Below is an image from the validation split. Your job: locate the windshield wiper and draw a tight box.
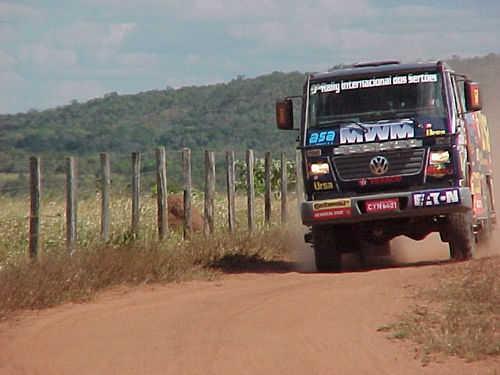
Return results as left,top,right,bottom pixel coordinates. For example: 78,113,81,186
315,118,369,133
345,120,369,134
410,118,423,128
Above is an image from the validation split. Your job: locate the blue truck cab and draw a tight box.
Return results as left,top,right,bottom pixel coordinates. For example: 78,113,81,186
276,61,495,271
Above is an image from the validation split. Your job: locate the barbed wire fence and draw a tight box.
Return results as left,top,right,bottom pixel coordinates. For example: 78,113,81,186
0,147,304,262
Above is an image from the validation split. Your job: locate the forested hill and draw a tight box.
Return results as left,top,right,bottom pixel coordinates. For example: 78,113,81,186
0,71,306,173
1,54,499,175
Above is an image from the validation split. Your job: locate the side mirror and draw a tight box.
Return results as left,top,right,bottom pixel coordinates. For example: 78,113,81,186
464,80,482,112
276,98,294,130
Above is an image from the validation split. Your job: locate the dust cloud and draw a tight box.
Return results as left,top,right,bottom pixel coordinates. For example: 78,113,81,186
286,213,316,272
482,71,500,258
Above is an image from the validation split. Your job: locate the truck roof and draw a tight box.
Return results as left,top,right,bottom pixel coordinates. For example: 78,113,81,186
310,61,445,82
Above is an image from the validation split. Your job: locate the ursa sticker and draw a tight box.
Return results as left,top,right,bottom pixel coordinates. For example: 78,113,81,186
313,181,334,191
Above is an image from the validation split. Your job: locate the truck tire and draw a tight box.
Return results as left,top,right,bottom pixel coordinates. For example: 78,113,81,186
447,211,475,260
312,226,342,272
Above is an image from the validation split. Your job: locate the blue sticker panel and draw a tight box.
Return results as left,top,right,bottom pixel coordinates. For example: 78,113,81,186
412,188,460,207
308,130,336,146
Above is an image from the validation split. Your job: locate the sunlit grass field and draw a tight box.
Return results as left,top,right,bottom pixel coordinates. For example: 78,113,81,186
0,190,292,265
0,191,296,318
2,189,500,363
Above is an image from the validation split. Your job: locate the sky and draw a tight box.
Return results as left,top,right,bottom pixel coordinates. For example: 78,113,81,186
1,0,499,114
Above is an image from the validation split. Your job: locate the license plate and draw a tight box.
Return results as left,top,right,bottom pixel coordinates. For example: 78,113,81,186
365,198,399,213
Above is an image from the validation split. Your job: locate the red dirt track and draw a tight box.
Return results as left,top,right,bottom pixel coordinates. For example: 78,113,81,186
0,236,498,375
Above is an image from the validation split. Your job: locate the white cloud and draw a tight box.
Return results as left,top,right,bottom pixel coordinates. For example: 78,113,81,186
169,0,276,20
293,0,379,20
90,50,159,74
230,22,287,46
0,71,23,91
391,5,468,20
102,23,136,47
44,80,105,108
0,2,43,22
119,52,159,67
17,45,77,65
0,0,498,114
51,22,135,48
0,24,16,44
187,54,201,64
227,0,381,49
163,0,379,22
0,50,16,68
391,5,437,18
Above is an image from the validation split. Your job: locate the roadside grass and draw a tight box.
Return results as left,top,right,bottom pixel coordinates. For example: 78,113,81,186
382,257,500,363
0,192,293,320
0,227,292,320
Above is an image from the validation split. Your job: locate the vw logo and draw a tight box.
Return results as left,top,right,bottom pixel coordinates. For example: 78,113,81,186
369,156,389,176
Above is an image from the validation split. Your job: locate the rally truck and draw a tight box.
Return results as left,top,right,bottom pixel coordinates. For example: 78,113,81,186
276,61,495,271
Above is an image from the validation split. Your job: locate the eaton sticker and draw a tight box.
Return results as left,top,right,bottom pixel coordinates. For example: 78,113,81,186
412,188,460,207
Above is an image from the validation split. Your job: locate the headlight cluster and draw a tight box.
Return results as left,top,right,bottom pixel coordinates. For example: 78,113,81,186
427,150,452,177
309,162,330,175
429,150,450,164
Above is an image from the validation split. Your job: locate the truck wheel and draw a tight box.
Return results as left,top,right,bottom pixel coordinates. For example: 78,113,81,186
312,226,342,272
447,211,475,261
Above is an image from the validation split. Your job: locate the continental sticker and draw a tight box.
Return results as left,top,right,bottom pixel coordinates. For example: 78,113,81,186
313,199,351,211
312,199,351,219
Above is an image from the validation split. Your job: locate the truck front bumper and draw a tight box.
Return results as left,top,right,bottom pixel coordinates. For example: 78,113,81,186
301,187,472,226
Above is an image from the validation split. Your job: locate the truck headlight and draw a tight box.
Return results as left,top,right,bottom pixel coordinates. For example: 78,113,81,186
429,150,450,164
427,150,452,177
309,162,330,175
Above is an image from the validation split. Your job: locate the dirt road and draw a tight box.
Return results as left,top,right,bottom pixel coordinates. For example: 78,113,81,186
0,236,497,375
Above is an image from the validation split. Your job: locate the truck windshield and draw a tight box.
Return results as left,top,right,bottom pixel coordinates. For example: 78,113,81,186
308,71,445,128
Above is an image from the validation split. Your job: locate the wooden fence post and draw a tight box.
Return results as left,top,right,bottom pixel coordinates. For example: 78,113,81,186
66,157,77,254
295,149,305,209
204,150,215,235
131,152,140,237
281,152,288,224
226,150,236,232
29,156,41,260
246,149,255,232
183,148,192,240
264,151,271,226
156,147,168,240
100,152,110,243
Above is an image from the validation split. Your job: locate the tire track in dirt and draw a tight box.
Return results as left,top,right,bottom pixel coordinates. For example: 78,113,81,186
0,248,498,375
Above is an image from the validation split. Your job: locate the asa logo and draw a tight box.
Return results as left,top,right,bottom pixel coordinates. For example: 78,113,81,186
309,130,336,145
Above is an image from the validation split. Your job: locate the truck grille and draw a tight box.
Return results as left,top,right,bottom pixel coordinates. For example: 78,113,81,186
333,149,425,181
